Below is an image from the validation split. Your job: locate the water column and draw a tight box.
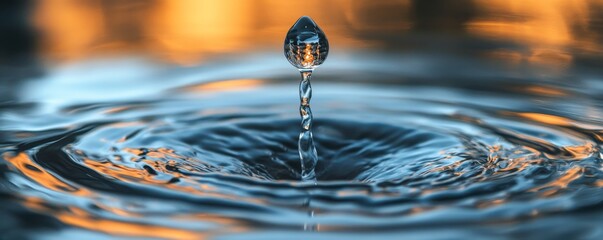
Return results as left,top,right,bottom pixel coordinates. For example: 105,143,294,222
284,16,329,181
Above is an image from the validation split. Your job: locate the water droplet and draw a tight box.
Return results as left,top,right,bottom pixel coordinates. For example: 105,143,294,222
283,16,329,182
284,16,329,70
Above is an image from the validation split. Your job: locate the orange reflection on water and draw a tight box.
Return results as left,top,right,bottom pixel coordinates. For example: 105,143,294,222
553,166,582,188
20,195,216,239
560,145,595,159
58,207,206,240
103,106,146,115
496,157,543,173
83,157,224,196
515,113,572,126
21,195,226,239
521,85,568,97
509,112,596,160
475,198,506,209
181,79,264,93
81,151,263,204
22,195,52,213
173,213,246,230
531,166,583,197
3,152,91,196
512,112,603,135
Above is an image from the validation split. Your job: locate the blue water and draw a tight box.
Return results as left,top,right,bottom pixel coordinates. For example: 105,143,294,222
2,49,603,239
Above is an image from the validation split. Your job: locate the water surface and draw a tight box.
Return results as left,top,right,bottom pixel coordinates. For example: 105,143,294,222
2,1,603,239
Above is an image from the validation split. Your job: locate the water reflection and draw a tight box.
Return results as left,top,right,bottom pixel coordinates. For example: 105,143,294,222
3,1,603,239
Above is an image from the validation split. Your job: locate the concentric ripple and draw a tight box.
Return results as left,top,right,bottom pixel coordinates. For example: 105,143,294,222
2,58,603,239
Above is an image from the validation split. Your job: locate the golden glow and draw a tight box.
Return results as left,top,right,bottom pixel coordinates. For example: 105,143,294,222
341,0,412,31
496,157,543,173
302,44,315,68
19,196,240,239
468,0,602,68
80,149,264,204
32,0,105,60
58,213,205,239
146,0,255,64
83,157,239,199
28,0,603,66
506,112,596,160
181,79,264,92
509,111,602,133
560,145,594,159
521,85,568,97
25,195,207,239
549,166,582,188
515,113,572,126
531,166,583,197
30,0,409,63
468,0,590,46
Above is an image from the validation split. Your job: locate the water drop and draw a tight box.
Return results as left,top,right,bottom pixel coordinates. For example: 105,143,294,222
284,16,329,182
284,16,329,70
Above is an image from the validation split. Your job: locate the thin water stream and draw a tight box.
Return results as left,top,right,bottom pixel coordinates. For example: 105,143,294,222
284,16,329,181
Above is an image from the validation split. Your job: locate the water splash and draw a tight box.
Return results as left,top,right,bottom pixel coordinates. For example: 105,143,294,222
284,16,329,181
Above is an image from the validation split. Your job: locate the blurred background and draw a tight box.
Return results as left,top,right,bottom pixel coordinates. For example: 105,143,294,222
1,0,602,109
2,0,603,72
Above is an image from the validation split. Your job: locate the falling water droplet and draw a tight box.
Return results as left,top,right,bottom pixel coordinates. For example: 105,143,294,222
284,16,329,182
284,16,329,70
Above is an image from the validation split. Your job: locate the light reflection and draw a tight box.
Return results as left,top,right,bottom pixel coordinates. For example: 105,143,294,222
103,105,144,115
20,195,239,239
520,85,568,97
502,112,597,160
515,113,572,126
495,157,543,173
3,152,92,196
511,112,603,134
8,1,603,236
180,79,264,93
57,209,207,240
80,150,264,204
530,166,583,197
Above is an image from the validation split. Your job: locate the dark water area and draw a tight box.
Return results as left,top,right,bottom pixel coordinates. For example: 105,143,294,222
2,1,603,239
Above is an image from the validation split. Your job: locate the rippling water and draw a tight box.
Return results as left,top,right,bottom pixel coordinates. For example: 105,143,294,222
2,51,603,239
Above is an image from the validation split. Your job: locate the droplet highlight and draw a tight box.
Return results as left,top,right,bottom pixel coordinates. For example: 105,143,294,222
284,16,329,70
